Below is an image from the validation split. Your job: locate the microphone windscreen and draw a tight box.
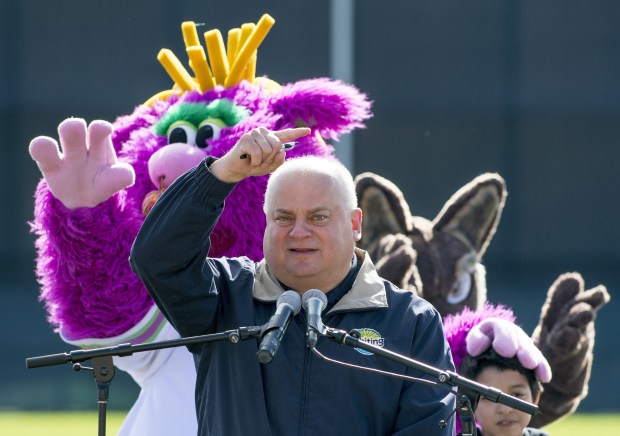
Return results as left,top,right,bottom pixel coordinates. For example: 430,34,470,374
279,290,302,314
302,289,327,311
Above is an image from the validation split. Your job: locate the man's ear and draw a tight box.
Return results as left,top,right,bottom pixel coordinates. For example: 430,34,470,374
352,209,363,241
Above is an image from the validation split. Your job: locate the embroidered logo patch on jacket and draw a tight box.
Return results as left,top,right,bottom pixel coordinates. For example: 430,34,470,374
354,328,385,355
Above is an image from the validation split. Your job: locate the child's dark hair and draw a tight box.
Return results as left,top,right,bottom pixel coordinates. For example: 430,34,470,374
459,348,543,400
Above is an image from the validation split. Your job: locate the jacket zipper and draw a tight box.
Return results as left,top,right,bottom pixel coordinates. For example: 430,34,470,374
298,320,314,436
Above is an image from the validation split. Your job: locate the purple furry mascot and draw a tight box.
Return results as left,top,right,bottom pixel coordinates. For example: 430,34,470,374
29,14,371,435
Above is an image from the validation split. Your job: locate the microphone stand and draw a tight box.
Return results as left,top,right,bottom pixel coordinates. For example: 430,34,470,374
25,325,263,436
320,327,539,435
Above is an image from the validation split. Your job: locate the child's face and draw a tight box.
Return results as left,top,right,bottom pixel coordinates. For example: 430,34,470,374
474,367,536,436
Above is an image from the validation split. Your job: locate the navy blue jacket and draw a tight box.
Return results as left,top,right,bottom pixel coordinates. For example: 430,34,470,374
130,159,456,435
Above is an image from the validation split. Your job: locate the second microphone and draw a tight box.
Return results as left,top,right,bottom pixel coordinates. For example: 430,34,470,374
256,290,302,364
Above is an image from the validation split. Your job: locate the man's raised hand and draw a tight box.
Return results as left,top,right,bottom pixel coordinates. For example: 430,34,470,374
210,127,311,183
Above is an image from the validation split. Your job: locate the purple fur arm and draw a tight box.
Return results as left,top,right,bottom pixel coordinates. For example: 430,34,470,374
31,181,153,341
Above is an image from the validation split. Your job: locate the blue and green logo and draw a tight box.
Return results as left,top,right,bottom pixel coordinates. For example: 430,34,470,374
354,328,385,355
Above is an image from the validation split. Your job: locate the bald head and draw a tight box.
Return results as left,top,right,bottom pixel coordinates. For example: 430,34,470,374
264,156,358,215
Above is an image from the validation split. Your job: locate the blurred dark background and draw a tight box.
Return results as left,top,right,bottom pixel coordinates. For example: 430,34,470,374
1,0,617,415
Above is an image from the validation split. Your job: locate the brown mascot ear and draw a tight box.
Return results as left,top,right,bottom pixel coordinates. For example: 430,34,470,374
355,172,413,251
433,173,507,258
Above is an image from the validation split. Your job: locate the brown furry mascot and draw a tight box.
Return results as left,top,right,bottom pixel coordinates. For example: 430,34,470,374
355,171,610,427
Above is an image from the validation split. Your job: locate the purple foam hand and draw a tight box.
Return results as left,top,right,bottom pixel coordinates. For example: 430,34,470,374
466,318,552,383
29,118,135,209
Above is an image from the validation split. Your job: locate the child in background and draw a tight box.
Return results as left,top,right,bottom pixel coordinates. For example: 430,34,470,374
444,303,552,436
459,346,549,436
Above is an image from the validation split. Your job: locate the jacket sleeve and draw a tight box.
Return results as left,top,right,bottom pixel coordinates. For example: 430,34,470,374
393,303,456,435
129,158,239,338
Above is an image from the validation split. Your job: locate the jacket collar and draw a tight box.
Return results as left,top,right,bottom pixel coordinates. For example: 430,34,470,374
253,248,388,313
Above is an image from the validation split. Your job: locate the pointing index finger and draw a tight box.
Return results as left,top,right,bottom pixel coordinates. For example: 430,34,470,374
273,127,311,143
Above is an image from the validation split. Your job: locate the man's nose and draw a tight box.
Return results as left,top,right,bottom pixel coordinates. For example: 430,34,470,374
289,220,311,238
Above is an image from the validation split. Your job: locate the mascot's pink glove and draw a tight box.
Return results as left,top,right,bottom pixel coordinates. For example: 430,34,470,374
29,118,135,209
467,318,552,383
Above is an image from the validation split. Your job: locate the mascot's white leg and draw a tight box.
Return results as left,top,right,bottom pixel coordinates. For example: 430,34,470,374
113,320,197,436
64,306,197,435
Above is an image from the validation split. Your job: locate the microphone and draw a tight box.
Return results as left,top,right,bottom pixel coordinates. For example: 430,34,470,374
256,290,302,364
302,289,328,348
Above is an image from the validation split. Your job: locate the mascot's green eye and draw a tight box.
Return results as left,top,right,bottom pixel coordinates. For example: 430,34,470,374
167,121,197,145
195,119,225,149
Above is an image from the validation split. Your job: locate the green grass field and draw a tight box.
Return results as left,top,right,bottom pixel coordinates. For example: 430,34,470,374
0,411,617,435
543,413,619,434
0,411,125,435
